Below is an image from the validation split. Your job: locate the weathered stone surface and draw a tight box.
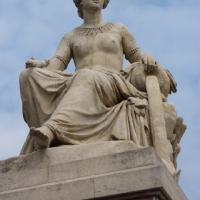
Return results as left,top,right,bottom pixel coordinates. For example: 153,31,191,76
18,0,187,178
0,141,188,200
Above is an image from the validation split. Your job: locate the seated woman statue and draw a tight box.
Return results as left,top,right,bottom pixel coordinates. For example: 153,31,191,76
20,0,178,173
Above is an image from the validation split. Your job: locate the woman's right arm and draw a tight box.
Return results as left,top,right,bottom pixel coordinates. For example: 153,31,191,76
26,33,72,71
46,33,72,71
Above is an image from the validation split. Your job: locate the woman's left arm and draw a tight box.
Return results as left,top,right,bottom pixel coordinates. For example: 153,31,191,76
120,24,158,73
119,24,142,63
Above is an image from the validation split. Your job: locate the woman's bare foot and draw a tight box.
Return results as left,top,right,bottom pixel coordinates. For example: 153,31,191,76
30,126,54,149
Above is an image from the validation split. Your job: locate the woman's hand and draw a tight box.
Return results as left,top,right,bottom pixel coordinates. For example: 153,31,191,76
26,58,49,69
141,53,158,74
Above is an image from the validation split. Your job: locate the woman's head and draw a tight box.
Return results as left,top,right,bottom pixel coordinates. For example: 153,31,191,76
73,0,110,19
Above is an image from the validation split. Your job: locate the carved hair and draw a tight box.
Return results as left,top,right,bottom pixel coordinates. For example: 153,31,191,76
73,0,110,19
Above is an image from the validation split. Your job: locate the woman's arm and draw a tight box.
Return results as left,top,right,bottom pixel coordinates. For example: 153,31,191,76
47,33,72,71
26,33,72,71
119,24,142,63
119,24,158,73
47,34,72,71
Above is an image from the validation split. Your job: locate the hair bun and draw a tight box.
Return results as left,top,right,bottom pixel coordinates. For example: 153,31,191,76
73,0,110,19
73,0,110,9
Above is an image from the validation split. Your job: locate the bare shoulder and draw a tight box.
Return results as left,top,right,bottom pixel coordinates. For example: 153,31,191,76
113,23,130,34
62,30,74,42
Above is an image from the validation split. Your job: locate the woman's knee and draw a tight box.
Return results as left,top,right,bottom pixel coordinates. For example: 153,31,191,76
19,68,38,84
128,64,171,97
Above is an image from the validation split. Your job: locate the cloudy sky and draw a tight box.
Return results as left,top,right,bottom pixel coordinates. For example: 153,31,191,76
0,0,199,199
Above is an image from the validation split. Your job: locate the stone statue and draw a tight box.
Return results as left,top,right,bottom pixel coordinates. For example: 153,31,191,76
19,0,186,176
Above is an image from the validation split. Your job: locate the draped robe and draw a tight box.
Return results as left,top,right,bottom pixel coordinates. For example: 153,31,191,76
20,63,155,153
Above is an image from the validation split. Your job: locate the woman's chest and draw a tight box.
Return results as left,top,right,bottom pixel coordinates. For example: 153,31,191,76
71,32,122,57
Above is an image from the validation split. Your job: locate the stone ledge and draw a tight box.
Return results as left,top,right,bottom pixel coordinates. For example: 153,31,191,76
92,188,171,200
0,141,188,200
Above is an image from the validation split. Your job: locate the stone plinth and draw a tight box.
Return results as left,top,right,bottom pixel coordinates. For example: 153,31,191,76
0,141,188,200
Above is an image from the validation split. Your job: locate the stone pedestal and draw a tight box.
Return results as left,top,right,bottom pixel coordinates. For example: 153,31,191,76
0,141,188,200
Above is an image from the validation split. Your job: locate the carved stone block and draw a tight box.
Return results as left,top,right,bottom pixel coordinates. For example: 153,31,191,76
0,142,188,200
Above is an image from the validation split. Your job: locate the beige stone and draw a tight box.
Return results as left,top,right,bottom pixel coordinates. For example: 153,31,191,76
0,142,188,200
19,0,186,175
146,75,175,174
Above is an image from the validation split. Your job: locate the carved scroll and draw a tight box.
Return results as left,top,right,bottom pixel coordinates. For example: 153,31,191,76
146,74,175,174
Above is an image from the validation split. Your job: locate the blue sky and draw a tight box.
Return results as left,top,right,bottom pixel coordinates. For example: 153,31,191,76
0,0,200,199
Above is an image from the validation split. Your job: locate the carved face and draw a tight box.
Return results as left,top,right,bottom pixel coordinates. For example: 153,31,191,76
73,0,109,19
81,0,105,11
